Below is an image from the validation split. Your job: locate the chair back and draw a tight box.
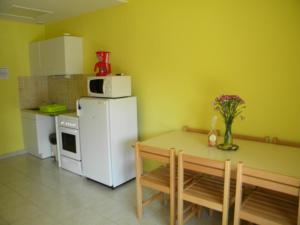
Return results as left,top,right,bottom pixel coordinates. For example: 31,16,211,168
182,125,270,143
183,126,220,136
237,162,300,196
135,142,176,225
179,152,230,178
178,152,232,225
272,137,300,148
136,143,173,164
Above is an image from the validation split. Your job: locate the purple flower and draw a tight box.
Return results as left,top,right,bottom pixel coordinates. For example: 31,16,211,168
213,94,246,121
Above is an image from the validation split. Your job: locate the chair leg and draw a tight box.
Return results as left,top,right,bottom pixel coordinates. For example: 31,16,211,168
222,207,229,225
170,191,175,225
177,197,183,225
136,180,143,219
177,152,184,225
197,206,203,218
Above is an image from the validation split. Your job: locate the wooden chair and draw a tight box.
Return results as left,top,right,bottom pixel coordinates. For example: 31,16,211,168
272,137,300,148
135,142,176,225
233,162,300,225
233,133,270,143
183,125,270,143
182,125,220,136
177,151,234,225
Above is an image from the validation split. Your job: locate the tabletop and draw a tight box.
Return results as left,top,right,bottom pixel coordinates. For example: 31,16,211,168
141,131,300,179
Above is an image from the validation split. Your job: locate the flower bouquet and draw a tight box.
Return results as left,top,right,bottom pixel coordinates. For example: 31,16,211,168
213,95,245,151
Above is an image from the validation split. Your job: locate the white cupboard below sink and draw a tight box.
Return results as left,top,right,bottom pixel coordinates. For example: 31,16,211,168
21,111,55,159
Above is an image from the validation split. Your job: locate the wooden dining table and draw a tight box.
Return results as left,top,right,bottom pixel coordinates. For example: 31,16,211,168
141,130,300,179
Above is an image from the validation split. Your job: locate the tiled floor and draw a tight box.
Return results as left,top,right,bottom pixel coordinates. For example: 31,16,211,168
0,154,223,225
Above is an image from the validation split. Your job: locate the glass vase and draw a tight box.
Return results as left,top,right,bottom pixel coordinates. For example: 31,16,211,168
224,121,233,146
217,119,239,151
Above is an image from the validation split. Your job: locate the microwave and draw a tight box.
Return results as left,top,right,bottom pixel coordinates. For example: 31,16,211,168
87,75,131,98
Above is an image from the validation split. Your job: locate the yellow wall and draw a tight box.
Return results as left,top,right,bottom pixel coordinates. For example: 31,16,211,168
46,0,300,142
0,19,45,156
0,1,298,157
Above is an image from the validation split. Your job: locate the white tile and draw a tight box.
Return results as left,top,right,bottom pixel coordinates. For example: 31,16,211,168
0,191,27,210
0,155,224,225
59,208,117,225
0,202,43,224
10,214,61,225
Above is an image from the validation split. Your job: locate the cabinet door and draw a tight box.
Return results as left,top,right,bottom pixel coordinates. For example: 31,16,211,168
40,37,66,76
22,117,39,156
29,42,44,76
36,114,55,159
64,37,83,75
30,36,83,76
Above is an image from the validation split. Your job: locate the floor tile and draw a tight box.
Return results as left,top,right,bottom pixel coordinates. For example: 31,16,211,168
10,213,61,225
0,154,225,225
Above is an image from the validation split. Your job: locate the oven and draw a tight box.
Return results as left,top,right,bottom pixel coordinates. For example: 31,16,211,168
59,127,80,160
58,114,82,175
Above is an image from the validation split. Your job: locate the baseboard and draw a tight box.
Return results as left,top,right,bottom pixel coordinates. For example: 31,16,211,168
0,150,28,160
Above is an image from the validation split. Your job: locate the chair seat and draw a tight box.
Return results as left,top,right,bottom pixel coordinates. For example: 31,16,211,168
142,166,198,193
182,175,235,211
141,166,170,193
240,189,298,225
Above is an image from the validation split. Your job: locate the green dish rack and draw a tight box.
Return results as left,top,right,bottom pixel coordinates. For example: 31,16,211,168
39,104,67,115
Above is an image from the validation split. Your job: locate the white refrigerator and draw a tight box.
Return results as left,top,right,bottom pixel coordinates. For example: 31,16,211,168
77,96,137,188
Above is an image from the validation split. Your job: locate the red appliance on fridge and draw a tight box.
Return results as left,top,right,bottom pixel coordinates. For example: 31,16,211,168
94,51,112,76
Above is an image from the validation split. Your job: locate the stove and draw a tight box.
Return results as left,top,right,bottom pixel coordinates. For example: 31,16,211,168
57,113,82,175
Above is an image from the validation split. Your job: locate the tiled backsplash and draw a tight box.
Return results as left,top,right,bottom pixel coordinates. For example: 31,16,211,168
18,76,49,109
48,75,87,110
18,75,88,110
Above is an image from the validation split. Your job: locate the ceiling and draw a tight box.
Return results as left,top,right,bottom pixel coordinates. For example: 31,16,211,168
0,0,127,24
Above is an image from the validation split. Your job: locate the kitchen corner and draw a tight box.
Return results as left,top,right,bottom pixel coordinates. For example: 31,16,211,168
18,74,87,166
17,35,90,176
16,34,137,187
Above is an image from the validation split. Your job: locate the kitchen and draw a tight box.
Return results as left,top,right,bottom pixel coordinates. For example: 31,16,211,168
1,0,300,225
19,35,137,186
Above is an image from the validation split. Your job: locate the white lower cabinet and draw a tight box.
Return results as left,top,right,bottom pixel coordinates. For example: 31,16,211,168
21,111,55,159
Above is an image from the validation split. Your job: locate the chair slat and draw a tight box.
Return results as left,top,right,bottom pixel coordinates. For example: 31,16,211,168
182,126,220,136
183,154,225,169
243,175,299,196
140,152,170,164
272,137,300,148
233,134,270,143
139,144,171,157
182,192,223,211
243,166,300,187
239,210,290,225
183,161,225,177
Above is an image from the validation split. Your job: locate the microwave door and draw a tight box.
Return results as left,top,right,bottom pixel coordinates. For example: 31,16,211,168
90,79,104,94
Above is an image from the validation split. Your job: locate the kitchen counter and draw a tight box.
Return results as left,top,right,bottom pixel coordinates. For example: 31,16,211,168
21,109,75,117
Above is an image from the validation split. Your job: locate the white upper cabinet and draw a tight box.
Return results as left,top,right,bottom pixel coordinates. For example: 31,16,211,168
29,41,43,76
29,36,83,76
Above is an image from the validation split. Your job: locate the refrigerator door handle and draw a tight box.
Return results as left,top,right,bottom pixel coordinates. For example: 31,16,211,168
76,100,81,116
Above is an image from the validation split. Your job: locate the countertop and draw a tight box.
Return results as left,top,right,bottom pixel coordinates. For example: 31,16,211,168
21,109,76,117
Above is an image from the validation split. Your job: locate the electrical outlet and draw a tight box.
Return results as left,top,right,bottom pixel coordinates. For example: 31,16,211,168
0,67,9,79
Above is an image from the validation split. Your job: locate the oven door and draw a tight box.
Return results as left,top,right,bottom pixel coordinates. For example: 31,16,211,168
59,127,81,161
